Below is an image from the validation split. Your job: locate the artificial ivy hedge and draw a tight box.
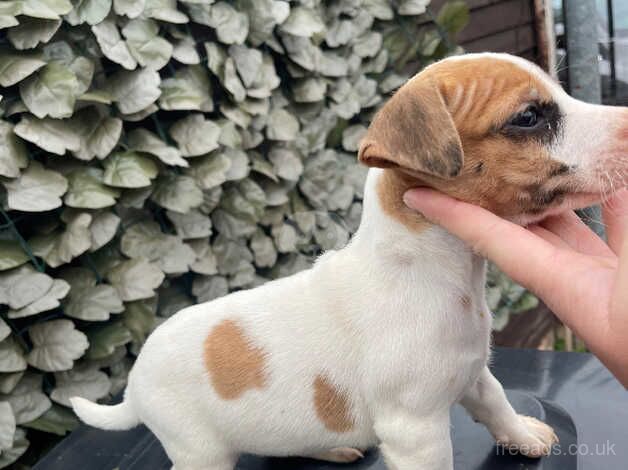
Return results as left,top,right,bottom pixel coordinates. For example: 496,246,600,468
0,0,471,466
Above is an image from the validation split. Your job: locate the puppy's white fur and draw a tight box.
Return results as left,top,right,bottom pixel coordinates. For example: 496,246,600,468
72,53,628,470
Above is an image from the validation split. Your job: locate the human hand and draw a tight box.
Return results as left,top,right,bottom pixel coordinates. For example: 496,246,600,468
403,188,628,388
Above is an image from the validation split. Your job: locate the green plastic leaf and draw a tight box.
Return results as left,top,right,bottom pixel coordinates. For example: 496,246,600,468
192,275,228,303
66,0,112,25
0,266,53,310
113,0,145,18
2,373,51,424
292,77,327,103
127,129,188,167
268,147,303,181
107,258,164,301
150,174,203,213
208,2,248,45
0,52,46,87
103,151,159,188
107,67,161,114
172,35,200,64
89,211,120,251
61,268,124,321
91,18,137,70
169,113,221,157
341,124,367,151
19,62,80,118
26,320,88,372
229,45,262,88
0,1,21,28
13,115,81,155
0,121,28,178
122,301,155,344
143,0,188,23
0,402,16,452
159,65,213,111
266,108,299,141
4,161,68,212
19,0,73,19
185,153,231,189
7,279,70,319
0,372,23,395
51,366,111,406
250,230,276,268
29,212,92,268
166,210,212,239
71,108,123,161
122,18,173,70
0,338,27,373
436,0,470,35
0,241,28,272
120,221,196,274
279,6,325,38
7,18,62,50
23,404,78,436
64,167,121,209
398,0,429,15
222,57,246,102
0,427,28,468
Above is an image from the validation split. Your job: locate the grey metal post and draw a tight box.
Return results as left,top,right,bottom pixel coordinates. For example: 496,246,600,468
563,0,605,237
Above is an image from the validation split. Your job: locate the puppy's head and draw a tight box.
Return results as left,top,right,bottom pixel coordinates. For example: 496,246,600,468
359,53,628,225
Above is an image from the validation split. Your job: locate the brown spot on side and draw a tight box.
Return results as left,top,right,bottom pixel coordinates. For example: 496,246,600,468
204,319,267,400
313,375,354,433
460,295,472,310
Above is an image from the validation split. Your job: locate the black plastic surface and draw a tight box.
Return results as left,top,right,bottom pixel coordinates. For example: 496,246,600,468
35,348,628,470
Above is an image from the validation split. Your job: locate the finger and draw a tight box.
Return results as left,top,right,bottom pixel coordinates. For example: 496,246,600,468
528,224,571,249
607,235,628,387
602,188,628,254
610,236,628,343
403,188,561,295
540,211,615,257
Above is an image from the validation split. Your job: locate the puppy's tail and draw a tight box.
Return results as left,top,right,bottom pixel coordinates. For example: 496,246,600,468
70,395,140,431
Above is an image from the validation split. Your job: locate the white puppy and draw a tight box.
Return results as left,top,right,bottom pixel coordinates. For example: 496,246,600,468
72,53,628,470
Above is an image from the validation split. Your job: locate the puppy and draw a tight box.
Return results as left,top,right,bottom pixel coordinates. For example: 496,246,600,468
72,53,627,470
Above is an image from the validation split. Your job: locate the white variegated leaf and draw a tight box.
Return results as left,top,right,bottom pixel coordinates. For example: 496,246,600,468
4,161,68,212
27,320,88,372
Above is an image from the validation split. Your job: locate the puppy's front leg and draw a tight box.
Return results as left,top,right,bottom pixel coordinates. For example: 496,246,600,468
374,408,452,470
460,367,558,457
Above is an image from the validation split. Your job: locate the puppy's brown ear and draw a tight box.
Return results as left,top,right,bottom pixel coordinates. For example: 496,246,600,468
358,79,463,179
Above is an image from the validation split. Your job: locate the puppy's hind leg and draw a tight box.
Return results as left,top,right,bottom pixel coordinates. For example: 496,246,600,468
167,442,237,470
155,424,237,470
309,447,365,463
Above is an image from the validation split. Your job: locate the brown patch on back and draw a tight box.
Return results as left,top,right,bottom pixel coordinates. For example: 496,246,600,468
313,375,354,433
204,319,267,400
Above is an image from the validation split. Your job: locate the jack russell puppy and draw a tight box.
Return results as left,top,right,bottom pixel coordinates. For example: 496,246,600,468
72,53,628,470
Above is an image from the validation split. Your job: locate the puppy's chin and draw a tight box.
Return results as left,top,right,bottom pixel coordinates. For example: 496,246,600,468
508,191,602,226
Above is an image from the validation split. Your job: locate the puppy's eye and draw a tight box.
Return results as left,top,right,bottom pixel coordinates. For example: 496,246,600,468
509,105,540,128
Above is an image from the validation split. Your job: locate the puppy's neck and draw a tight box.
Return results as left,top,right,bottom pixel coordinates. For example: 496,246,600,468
374,169,432,233
353,168,475,262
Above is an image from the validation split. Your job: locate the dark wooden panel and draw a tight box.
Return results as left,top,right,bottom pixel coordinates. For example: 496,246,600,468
457,0,533,43
462,24,536,54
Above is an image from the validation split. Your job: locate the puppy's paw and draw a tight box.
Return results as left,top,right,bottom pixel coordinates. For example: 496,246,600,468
310,447,365,463
496,415,558,458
